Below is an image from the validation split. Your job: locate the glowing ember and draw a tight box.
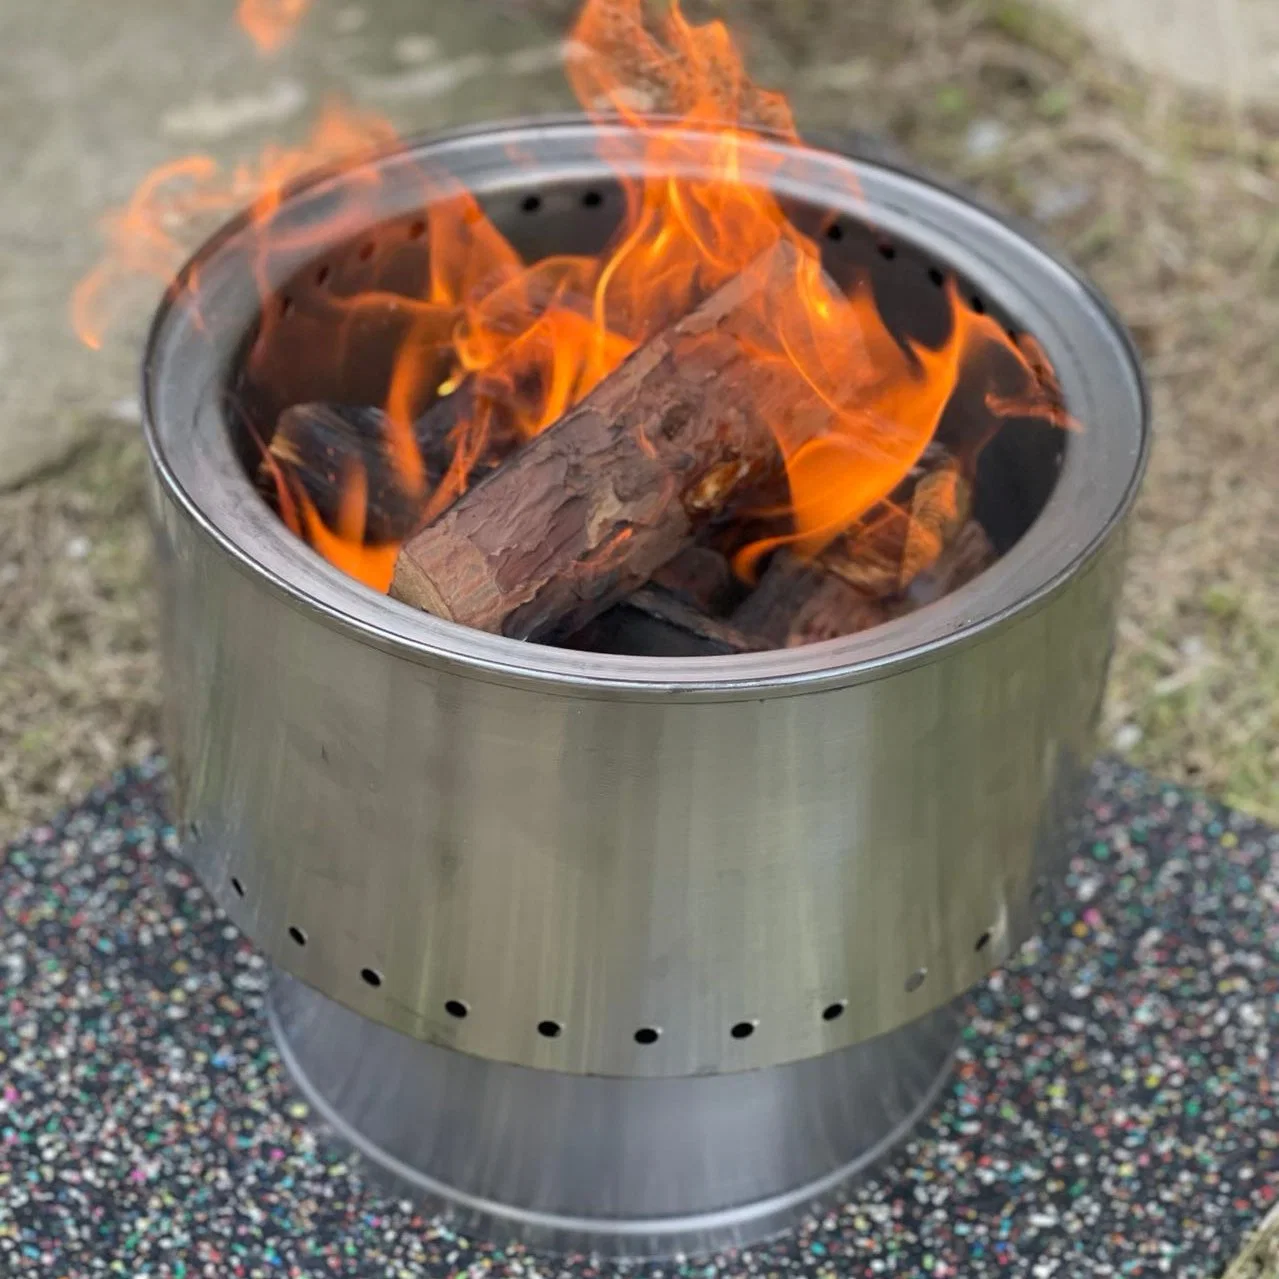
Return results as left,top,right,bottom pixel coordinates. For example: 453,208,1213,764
73,0,1072,603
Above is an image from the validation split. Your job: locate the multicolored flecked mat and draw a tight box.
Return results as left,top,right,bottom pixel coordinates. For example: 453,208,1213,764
1,759,1276,1278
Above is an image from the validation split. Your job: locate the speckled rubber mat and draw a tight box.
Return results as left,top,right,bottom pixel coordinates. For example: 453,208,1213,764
1,760,1276,1278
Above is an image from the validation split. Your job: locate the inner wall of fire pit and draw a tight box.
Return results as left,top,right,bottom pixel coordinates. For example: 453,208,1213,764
226,175,1067,627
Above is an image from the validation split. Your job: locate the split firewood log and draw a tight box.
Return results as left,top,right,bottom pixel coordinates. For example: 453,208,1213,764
390,240,854,642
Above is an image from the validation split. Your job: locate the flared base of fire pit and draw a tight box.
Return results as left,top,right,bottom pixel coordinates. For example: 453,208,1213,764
267,974,958,1258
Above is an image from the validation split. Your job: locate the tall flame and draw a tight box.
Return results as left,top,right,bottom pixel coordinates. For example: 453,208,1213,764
71,102,397,351
74,0,1071,596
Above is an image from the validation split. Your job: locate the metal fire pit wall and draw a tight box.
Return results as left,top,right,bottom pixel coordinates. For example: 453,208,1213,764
142,119,1149,1257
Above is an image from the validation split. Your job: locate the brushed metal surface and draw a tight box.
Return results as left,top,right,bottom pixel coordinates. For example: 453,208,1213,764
268,971,959,1257
143,119,1149,1077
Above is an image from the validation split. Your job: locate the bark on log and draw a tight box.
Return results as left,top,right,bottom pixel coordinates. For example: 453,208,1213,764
391,241,832,641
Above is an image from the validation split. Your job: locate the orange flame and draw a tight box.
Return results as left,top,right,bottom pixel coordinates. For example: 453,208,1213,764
74,0,1072,600
237,0,311,54
72,101,398,351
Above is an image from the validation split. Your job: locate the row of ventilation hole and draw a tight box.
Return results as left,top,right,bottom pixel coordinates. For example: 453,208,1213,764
276,187,1005,338
229,870,999,1047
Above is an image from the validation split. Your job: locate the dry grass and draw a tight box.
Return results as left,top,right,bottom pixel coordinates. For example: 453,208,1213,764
3,0,1278,839
768,0,1279,822
0,420,158,832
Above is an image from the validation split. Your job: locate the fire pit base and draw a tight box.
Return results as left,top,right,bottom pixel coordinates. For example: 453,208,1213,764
268,974,958,1258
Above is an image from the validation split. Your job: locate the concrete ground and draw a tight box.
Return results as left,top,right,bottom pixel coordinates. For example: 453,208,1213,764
1039,0,1279,107
0,0,576,493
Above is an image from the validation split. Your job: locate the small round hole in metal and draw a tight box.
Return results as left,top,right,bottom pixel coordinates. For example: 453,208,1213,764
230,876,245,898
361,967,383,988
905,968,928,993
822,1001,848,1022
521,194,543,214
974,930,993,953
730,1020,757,1040
288,925,307,946
445,999,469,1020
537,1019,563,1039
633,1026,661,1045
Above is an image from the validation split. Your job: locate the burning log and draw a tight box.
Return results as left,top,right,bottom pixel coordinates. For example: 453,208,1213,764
730,457,994,649
565,545,751,657
391,241,836,642
265,268,601,545
566,586,761,658
266,381,511,544
730,517,993,650
897,519,996,608
732,552,890,649
650,546,738,616
822,460,973,600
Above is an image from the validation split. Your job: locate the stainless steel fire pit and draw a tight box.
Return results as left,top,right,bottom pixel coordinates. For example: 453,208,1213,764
142,117,1148,1257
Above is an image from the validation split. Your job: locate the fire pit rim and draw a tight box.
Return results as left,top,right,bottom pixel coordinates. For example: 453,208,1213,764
142,116,1149,699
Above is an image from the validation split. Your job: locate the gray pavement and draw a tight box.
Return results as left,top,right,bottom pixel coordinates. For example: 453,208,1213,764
1039,0,1279,107
0,0,572,489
